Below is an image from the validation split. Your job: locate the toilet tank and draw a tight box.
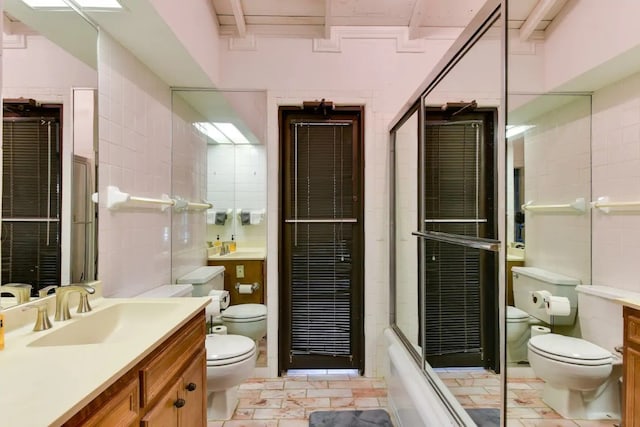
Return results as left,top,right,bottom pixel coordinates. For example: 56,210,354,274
177,266,225,297
512,266,580,325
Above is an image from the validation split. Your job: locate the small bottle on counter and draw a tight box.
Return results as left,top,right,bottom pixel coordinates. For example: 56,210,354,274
229,235,237,252
214,235,222,247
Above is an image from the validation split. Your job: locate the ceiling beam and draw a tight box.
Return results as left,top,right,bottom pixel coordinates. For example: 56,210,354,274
408,0,425,40
229,0,247,38
324,0,333,39
520,0,567,42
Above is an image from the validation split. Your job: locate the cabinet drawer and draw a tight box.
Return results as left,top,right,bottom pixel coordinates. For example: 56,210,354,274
627,312,640,347
140,313,205,407
64,374,139,427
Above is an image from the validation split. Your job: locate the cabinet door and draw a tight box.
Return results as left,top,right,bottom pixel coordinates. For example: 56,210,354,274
140,379,181,427
76,376,139,427
625,346,640,427
180,350,207,426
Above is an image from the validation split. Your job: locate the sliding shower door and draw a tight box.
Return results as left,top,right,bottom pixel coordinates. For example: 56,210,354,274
279,106,364,372
422,108,498,369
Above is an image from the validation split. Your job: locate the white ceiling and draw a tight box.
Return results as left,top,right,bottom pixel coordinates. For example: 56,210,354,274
211,0,568,39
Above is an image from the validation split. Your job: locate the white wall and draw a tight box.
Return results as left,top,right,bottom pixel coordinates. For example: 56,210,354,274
522,97,592,283
171,95,208,282
218,35,455,376
2,33,98,285
207,144,267,248
591,71,640,293
97,32,174,297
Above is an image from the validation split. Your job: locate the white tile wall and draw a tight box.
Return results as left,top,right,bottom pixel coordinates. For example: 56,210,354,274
206,144,267,248
171,96,208,282
592,71,640,294
522,96,592,283
97,32,174,297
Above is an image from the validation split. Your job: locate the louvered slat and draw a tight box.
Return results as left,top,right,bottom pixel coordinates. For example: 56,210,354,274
2,118,62,293
287,123,354,358
424,122,483,360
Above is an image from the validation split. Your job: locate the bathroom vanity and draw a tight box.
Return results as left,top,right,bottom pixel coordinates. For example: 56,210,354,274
623,304,640,427
0,295,209,426
65,312,206,426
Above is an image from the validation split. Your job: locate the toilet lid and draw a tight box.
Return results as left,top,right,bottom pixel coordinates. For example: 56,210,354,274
205,334,256,366
528,334,612,366
222,304,267,321
507,306,529,321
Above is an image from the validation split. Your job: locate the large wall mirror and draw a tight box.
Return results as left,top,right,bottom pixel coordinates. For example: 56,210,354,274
171,89,267,366
390,3,502,424
1,0,98,308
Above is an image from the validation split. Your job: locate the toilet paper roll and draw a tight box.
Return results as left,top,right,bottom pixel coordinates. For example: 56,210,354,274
206,295,221,318
532,290,552,308
238,284,254,294
545,295,571,316
209,290,230,309
211,325,227,335
531,325,551,337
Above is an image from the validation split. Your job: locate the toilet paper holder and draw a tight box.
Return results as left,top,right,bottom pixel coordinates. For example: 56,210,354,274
235,282,260,291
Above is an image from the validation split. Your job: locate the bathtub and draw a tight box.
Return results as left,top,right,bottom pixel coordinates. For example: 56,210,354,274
384,329,477,426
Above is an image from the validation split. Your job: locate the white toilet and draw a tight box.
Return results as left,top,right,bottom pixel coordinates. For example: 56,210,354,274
136,282,257,420
506,267,580,363
221,303,267,341
526,284,624,420
177,266,268,342
506,306,541,363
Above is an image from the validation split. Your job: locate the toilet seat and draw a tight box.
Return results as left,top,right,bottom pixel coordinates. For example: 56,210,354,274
528,334,612,366
507,306,529,323
222,304,267,323
205,334,256,367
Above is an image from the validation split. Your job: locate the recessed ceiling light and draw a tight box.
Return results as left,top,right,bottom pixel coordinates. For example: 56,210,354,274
193,122,233,144
20,0,122,8
506,125,535,139
213,122,250,144
74,0,122,8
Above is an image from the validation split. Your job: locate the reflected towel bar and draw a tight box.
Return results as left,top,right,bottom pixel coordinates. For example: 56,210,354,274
412,231,501,252
591,196,640,213
95,186,175,211
521,197,586,213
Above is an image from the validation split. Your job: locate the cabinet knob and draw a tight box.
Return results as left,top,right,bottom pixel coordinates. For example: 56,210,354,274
174,398,186,408
186,382,197,392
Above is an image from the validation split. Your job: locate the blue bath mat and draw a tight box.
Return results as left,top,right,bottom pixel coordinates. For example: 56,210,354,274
465,408,500,427
309,409,393,426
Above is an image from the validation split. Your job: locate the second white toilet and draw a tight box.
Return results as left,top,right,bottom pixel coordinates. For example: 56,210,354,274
177,266,267,342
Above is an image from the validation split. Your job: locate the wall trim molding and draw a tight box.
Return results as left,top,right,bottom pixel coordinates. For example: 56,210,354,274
313,26,427,53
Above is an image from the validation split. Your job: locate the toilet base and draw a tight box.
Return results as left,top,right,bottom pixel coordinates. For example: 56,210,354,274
207,386,239,420
542,379,621,420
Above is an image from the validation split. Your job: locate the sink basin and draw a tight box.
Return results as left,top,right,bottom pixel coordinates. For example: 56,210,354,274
28,301,182,347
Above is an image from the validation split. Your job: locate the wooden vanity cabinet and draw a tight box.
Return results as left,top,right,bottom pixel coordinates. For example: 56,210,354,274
64,312,206,427
624,306,640,427
208,259,265,304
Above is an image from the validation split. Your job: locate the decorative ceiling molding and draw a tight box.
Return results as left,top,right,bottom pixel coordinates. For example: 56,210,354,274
3,34,27,49
228,34,257,51
313,26,425,53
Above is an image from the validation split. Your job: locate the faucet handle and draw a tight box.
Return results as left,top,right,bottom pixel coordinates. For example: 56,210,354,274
38,285,58,298
22,302,52,332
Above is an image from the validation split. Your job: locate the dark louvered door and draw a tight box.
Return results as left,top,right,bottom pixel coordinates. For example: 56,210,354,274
2,118,62,293
280,106,364,371
422,110,498,369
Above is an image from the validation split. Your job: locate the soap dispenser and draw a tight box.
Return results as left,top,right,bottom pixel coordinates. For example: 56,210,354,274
213,235,222,248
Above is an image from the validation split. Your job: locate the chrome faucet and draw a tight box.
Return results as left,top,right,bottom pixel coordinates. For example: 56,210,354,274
54,284,96,321
1,283,33,304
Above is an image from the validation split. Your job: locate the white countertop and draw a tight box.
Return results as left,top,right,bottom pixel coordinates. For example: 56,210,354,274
0,296,209,426
208,248,266,261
